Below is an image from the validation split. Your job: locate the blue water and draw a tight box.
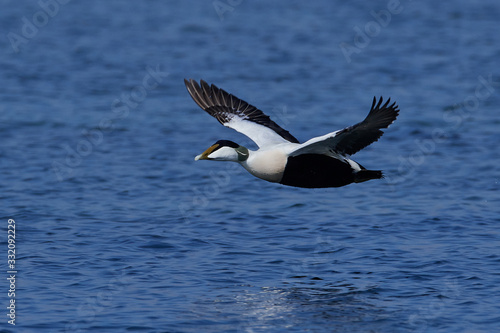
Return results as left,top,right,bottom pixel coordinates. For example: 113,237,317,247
1,0,500,332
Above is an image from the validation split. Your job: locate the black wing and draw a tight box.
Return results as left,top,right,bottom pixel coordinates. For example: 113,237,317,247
333,97,399,155
290,97,399,157
184,79,299,144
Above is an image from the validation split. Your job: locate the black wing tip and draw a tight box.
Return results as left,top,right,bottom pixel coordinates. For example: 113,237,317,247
184,79,223,100
184,78,210,91
368,96,400,128
183,78,191,90
184,78,200,96
184,78,211,84
372,96,399,112
184,78,197,87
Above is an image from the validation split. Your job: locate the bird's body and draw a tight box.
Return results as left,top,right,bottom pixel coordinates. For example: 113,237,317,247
242,145,289,183
185,79,399,189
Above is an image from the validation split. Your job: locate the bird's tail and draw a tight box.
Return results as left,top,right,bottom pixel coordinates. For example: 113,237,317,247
354,169,383,183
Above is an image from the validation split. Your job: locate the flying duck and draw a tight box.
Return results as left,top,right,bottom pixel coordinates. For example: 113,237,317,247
185,79,399,188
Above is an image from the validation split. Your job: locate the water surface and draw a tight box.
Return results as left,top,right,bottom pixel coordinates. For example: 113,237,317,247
1,0,499,332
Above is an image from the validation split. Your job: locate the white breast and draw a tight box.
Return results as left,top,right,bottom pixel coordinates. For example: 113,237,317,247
242,148,289,183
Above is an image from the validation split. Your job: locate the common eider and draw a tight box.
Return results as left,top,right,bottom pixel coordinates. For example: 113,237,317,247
185,79,399,188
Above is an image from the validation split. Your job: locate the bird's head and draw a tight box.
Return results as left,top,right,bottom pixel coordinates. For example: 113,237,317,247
195,140,249,162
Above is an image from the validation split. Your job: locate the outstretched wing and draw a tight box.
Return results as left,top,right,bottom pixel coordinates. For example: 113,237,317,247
291,97,399,156
184,79,299,148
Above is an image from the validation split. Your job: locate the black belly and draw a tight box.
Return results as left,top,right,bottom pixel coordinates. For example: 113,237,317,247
280,154,356,188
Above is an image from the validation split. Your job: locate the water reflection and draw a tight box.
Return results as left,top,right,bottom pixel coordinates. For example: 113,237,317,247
235,283,390,333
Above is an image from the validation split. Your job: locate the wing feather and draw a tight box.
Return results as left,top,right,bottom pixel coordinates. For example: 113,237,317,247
291,96,399,156
185,79,299,147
